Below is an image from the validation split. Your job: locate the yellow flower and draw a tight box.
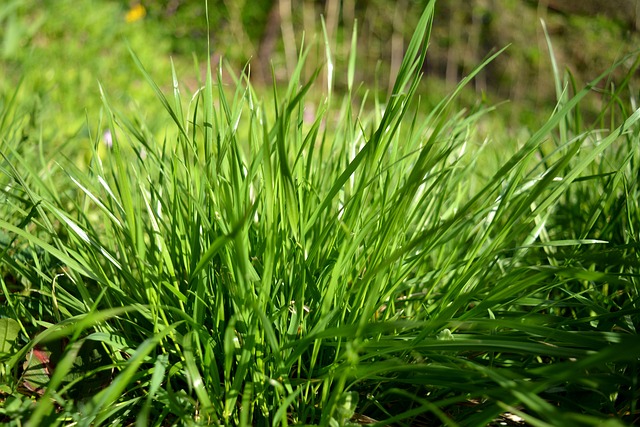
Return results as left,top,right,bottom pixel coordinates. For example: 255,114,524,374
125,3,146,23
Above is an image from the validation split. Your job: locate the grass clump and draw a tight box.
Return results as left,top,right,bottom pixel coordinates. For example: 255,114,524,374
1,2,639,425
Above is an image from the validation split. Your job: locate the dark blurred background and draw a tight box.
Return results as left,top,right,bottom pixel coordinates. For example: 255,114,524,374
142,0,639,113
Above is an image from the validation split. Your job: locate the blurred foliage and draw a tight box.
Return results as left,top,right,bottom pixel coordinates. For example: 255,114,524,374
0,0,638,148
0,0,183,163
125,1,640,110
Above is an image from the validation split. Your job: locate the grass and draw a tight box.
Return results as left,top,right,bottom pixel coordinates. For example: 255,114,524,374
1,1,640,425
0,0,189,166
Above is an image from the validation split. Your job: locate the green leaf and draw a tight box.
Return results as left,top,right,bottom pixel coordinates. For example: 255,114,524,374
22,347,51,395
0,317,20,355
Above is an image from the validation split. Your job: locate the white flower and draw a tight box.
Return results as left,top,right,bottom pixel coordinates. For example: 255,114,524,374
103,130,113,148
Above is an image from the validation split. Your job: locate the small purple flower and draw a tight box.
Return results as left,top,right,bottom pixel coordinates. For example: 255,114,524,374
303,103,315,124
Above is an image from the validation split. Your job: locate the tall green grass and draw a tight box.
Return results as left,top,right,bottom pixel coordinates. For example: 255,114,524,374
1,2,639,425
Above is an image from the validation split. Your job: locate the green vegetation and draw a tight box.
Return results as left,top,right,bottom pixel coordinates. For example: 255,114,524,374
1,1,639,425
